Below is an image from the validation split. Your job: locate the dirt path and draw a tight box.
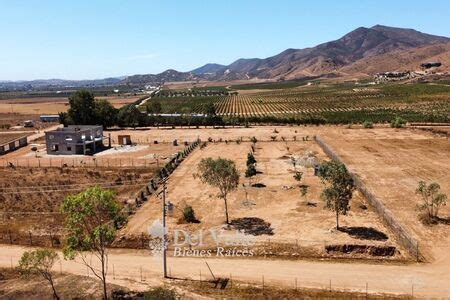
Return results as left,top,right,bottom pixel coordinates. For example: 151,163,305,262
0,244,448,297
27,124,62,142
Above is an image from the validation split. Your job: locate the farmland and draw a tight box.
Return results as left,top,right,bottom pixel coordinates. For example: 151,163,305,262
149,83,450,123
121,139,402,260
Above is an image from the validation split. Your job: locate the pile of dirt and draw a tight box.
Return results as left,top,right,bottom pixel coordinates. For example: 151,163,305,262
338,226,388,241
230,217,274,236
325,244,396,257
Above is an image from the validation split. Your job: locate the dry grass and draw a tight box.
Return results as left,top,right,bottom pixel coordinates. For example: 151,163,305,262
176,279,409,299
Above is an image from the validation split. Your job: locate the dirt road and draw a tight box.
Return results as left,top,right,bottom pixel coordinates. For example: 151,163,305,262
0,244,449,297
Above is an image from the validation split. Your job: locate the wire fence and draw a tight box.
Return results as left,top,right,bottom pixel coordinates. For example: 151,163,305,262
0,157,161,168
2,250,440,298
314,135,423,261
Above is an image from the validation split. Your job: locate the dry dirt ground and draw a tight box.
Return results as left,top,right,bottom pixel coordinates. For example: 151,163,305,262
0,245,447,298
121,140,403,260
0,167,156,246
0,268,124,299
320,128,450,261
0,95,141,115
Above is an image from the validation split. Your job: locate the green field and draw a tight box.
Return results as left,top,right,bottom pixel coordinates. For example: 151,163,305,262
146,83,450,124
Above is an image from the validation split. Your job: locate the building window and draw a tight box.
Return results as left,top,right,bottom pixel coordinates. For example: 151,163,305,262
51,145,59,152
67,146,72,151
65,135,73,141
49,135,54,140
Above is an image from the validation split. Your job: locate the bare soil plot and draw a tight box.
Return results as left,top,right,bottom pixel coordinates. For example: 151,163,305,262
320,129,450,260
121,140,402,260
0,167,156,246
0,95,140,115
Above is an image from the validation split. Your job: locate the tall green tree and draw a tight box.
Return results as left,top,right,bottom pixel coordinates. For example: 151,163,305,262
18,249,60,300
318,160,355,229
246,152,257,166
194,158,240,224
245,163,257,186
117,105,145,128
67,90,97,125
61,187,124,300
95,99,118,129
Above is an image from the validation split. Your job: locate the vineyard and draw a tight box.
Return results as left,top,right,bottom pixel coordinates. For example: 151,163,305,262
148,83,450,123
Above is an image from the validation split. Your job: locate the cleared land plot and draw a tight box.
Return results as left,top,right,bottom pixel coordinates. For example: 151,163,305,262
0,167,157,246
121,140,402,259
0,95,140,115
320,129,450,260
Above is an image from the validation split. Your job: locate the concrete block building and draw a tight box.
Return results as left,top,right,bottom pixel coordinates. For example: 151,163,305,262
45,125,110,155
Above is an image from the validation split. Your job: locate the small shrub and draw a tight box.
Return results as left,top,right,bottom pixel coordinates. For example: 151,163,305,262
183,206,198,223
363,120,373,128
390,116,407,128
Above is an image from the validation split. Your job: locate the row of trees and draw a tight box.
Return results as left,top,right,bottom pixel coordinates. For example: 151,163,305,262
62,90,441,129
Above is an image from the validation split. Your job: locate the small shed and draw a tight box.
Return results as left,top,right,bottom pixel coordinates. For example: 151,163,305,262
118,135,132,145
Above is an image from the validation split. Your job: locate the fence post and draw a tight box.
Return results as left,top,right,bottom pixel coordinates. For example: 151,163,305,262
29,231,32,245
8,230,12,244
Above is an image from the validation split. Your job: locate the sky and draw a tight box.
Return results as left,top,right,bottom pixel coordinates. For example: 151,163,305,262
1,0,449,81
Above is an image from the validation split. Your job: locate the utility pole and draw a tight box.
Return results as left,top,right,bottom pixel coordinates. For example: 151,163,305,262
159,178,168,279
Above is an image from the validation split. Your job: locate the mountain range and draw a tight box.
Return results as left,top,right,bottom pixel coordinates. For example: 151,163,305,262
2,25,449,90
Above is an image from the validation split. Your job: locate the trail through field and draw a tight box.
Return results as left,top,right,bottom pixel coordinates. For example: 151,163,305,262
0,244,449,297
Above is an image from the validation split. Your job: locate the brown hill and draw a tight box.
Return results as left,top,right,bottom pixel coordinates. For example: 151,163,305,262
339,42,450,76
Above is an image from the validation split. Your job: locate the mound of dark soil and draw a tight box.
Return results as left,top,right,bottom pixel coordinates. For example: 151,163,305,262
251,183,266,188
326,244,396,257
230,217,274,236
339,226,388,241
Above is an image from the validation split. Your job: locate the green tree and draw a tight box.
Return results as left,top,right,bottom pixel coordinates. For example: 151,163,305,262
117,105,145,128
61,187,124,300
146,100,162,114
246,152,257,166
67,90,97,125
194,158,240,224
318,160,355,229
95,99,118,129
18,249,60,300
204,102,216,116
245,163,257,186
416,181,447,222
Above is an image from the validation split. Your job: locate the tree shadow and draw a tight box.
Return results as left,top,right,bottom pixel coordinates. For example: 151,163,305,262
338,226,388,241
230,217,274,236
436,216,450,225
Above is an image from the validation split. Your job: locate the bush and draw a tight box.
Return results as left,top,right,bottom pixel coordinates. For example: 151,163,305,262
183,206,198,223
363,120,373,128
390,116,407,128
